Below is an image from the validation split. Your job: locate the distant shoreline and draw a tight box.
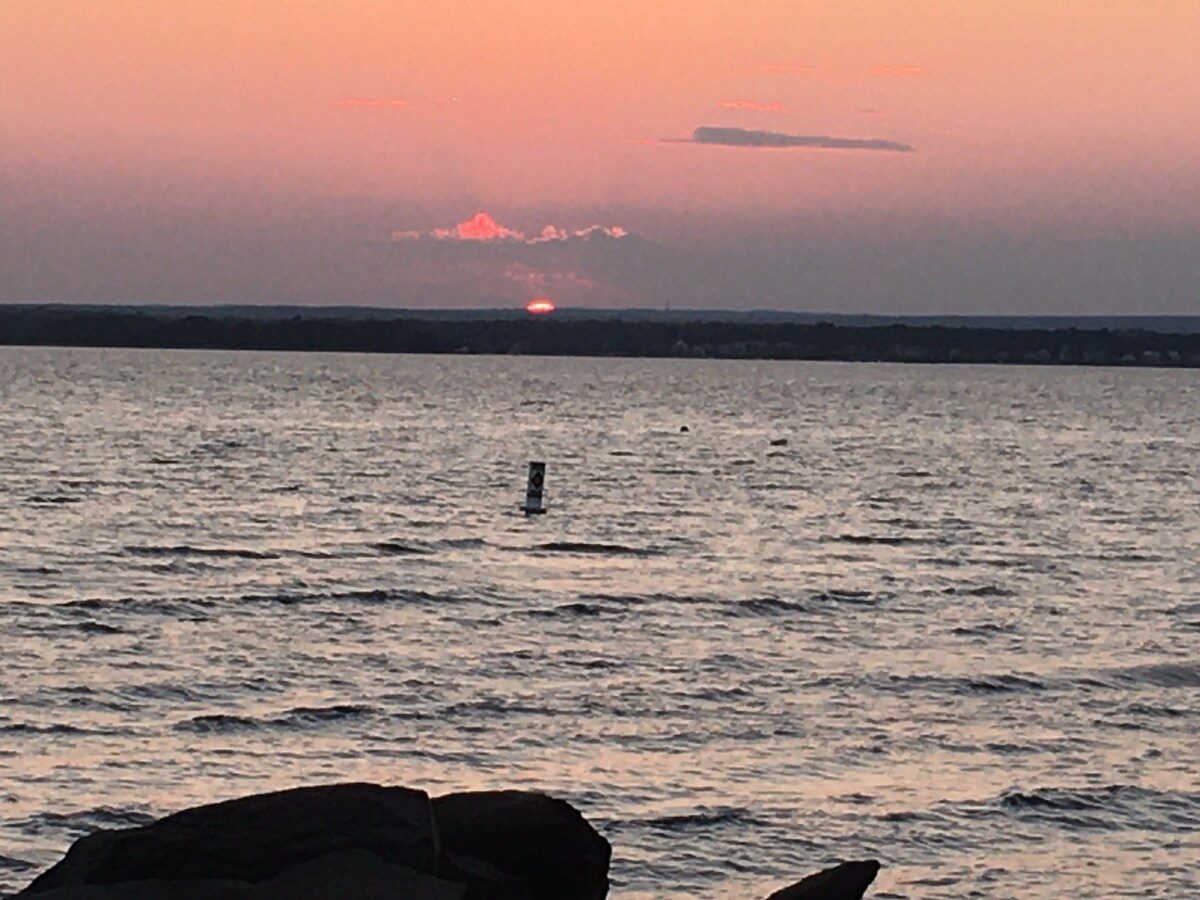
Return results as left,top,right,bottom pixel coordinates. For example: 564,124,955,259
3,305,1199,367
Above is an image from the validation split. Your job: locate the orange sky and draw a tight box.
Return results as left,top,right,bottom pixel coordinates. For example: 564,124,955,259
2,1,1199,310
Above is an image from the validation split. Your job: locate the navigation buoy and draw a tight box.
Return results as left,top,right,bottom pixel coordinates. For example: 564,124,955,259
521,461,547,515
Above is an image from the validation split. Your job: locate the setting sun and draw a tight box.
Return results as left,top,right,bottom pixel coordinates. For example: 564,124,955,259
525,298,556,315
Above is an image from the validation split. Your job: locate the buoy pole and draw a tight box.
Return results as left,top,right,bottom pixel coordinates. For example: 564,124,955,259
521,461,547,515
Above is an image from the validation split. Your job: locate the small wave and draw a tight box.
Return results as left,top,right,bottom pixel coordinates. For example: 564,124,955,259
239,592,308,606
976,556,1071,574
943,584,1015,598
726,597,811,618
239,588,443,607
998,785,1200,832
532,541,662,557
119,682,205,703
576,592,677,607
170,705,381,733
0,722,100,736
25,494,81,505
437,537,487,550
193,439,244,455
275,704,378,727
692,685,751,702
640,807,764,831
951,622,1016,638
969,674,1047,693
57,598,107,610
19,807,157,838
879,809,929,823
1098,662,1200,690
880,517,936,529
985,741,1033,755
811,589,886,607
443,697,552,718
0,854,37,872
174,714,261,734
75,621,125,635
880,672,1047,696
836,534,929,546
533,602,607,617
834,792,876,805
59,596,215,617
373,541,432,555
1001,789,1123,813
1119,702,1191,719
125,545,280,561
565,657,622,670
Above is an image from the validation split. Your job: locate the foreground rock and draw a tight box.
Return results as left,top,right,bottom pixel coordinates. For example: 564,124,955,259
17,783,609,900
20,851,466,899
434,791,610,900
763,860,881,900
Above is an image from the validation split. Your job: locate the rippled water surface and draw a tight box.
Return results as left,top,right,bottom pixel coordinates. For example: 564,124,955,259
1,347,1198,898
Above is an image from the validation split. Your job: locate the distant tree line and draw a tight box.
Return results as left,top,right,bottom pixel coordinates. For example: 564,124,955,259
2,306,1199,367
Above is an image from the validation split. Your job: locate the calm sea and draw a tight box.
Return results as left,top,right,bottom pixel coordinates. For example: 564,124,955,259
1,347,1198,898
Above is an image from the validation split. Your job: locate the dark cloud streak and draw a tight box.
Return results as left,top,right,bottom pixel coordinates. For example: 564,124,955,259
669,126,914,153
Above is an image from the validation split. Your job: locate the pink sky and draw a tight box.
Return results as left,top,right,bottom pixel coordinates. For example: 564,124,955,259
2,1,1199,312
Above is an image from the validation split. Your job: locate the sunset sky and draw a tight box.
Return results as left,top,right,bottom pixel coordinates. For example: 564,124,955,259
3,1,1199,313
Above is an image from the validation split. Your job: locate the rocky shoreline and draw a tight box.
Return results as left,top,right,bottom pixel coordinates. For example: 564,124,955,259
11,783,880,899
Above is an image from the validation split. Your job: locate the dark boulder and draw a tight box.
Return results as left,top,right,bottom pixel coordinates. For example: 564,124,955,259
437,852,532,900
763,860,881,900
11,881,251,900
250,849,466,899
433,791,610,900
22,851,466,899
19,784,436,895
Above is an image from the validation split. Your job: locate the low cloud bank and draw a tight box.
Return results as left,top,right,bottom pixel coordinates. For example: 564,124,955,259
718,99,786,113
672,126,914,153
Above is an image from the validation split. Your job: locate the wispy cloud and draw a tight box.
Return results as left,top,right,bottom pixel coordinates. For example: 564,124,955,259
391,212,629,244
527,224,629,243
663,126,914,153
870,65,924,77
337,97,408,108
763,63,815,75
503,262,599,292
718,99,786,113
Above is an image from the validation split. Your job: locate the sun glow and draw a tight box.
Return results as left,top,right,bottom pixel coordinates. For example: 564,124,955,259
525,298,556,315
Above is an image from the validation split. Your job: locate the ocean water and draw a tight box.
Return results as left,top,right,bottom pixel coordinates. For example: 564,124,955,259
0,347,1197,898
